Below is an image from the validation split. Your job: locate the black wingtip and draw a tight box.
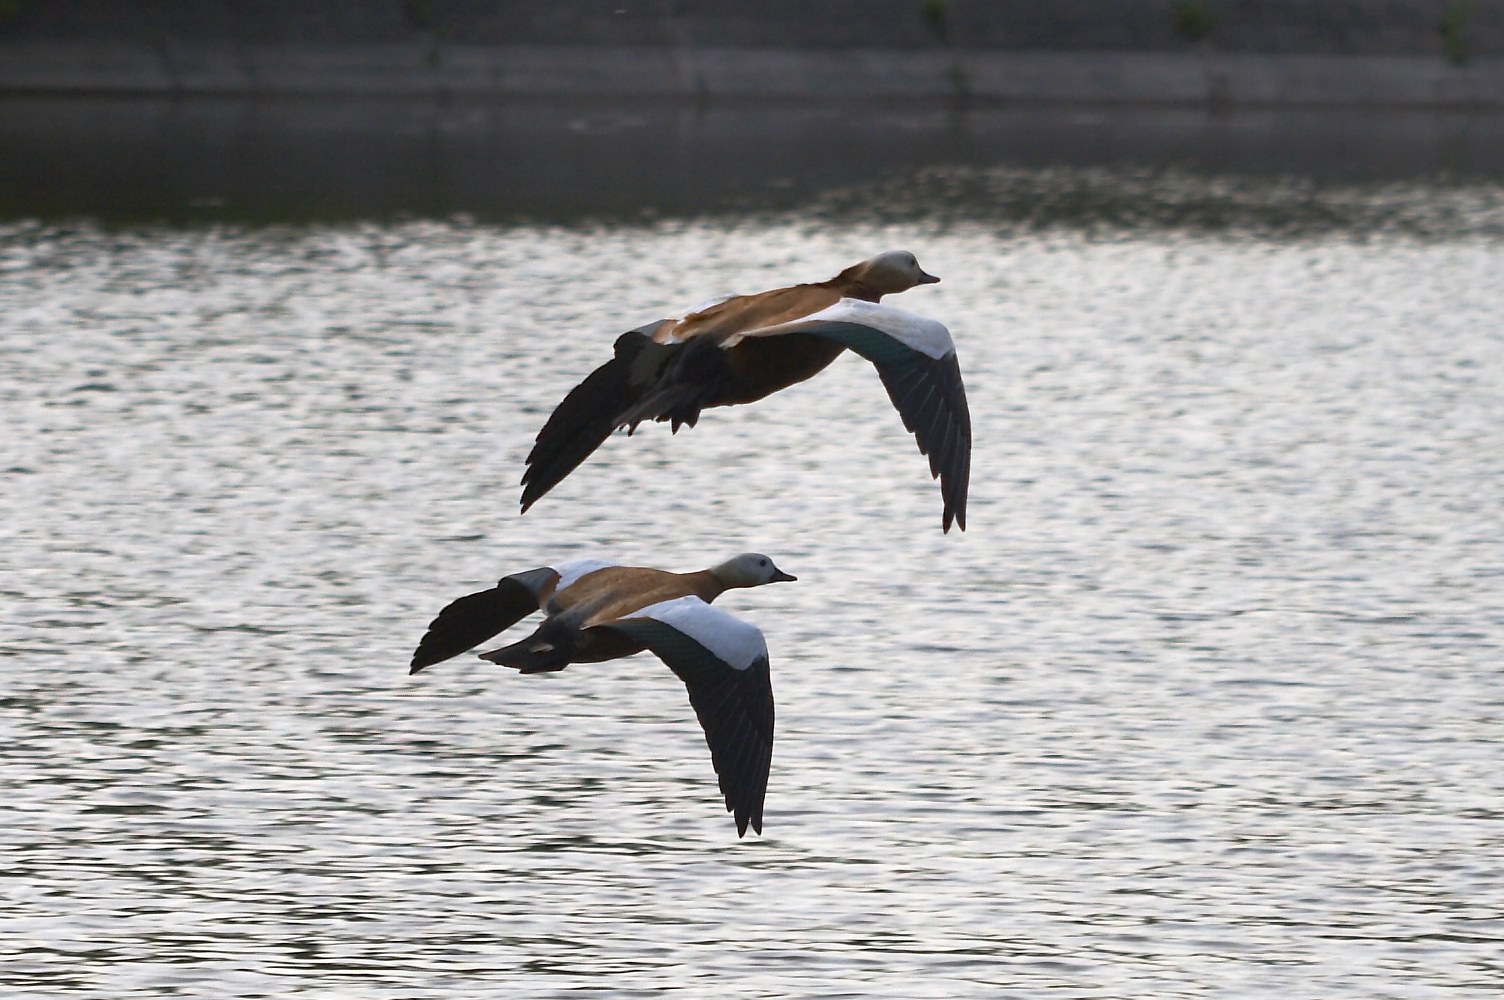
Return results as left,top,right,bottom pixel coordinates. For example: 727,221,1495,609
409,582,543,676
409,647,442,674
519,331,670,513
518,472,545,514
730,794,765,837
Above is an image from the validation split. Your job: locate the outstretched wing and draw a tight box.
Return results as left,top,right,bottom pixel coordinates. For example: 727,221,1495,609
520,323,680,513
590,596,774,837
873,348,970,533
743,298,971,532
410,567,557,674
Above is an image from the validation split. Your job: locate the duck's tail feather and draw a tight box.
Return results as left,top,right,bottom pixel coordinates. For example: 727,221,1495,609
478,635,571,674
611,336,729,433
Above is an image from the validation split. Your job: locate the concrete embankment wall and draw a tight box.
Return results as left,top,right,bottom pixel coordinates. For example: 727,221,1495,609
2,0,1503,107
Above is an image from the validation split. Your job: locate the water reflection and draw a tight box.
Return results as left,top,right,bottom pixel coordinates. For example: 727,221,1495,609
3,96,1504,223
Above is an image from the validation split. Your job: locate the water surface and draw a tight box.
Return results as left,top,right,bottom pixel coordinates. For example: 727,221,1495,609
3,172,1504,996
5,96,1504,223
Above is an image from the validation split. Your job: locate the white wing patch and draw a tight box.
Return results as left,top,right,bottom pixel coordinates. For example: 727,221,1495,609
803,299,956,359
739,297,954,360
627,596,768,671
550,558,616,593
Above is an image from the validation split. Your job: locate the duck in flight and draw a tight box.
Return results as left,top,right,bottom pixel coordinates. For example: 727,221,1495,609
520,251,972,532
410,552,796,837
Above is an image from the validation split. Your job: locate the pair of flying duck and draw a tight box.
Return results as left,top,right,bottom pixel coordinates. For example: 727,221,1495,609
412,252,972,837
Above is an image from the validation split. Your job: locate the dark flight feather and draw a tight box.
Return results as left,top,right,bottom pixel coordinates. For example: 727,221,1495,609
410,576,542,674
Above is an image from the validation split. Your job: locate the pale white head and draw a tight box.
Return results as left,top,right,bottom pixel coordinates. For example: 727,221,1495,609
710,553,798,589
839,250,940,299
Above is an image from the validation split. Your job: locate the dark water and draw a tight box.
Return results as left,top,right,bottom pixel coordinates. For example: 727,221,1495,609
4,96,1504,223
3,118,1504,996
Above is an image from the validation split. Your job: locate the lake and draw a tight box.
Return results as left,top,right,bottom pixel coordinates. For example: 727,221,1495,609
3,102,1504,997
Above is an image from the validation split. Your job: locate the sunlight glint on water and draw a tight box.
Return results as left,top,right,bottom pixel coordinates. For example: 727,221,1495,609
3,177,1503,997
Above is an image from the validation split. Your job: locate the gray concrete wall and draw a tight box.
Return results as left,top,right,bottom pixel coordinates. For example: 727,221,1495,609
2,0,1503,106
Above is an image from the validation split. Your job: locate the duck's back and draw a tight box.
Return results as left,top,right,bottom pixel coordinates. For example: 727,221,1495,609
551,565,720,626
647,283,851,406
656,283,841,344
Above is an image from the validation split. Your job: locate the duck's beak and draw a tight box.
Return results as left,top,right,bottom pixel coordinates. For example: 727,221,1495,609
771,570,797,583
917,269,940,285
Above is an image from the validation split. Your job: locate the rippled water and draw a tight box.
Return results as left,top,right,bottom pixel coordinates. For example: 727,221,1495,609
4,173,1504,996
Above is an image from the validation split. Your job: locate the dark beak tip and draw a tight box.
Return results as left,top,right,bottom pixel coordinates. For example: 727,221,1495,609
921,272,940,284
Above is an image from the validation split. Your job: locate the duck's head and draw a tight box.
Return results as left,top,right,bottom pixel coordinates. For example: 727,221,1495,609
841,250,940,299
711,553,798,589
